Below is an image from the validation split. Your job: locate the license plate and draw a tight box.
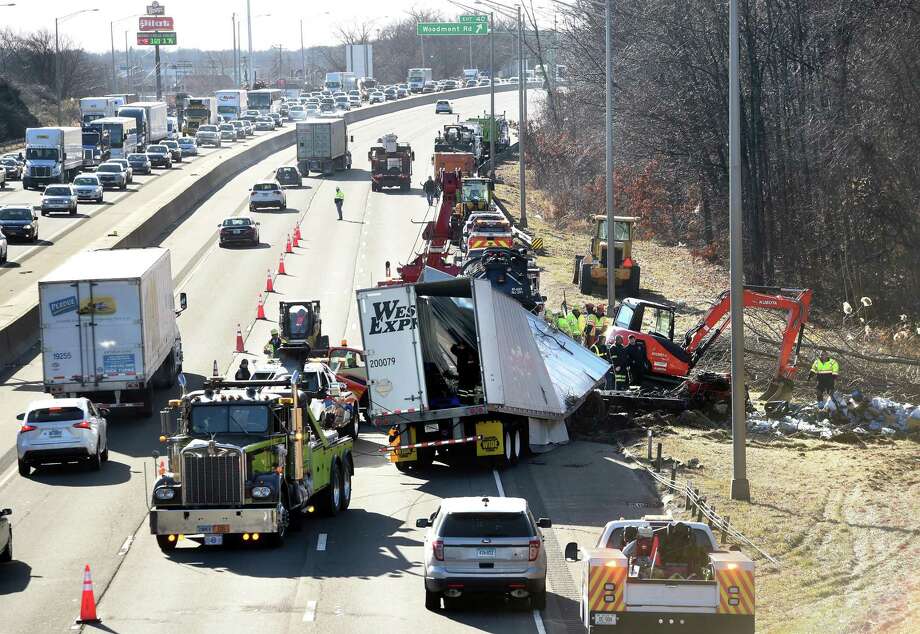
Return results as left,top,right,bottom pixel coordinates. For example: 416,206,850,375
476,547,496,558
45,429,63,438
424,423,439,433
204,534,223,546
196,524,230,534
594,613,618,625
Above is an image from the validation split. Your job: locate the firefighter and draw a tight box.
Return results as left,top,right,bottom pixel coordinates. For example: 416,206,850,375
626,334,647,385
423,176,437,206
234,358,251,380
809,350,840,402
610,335,629,388
334,187,345,220
263,328,284,358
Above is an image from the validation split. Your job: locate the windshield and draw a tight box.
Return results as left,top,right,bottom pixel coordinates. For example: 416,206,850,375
462,181,488,201
189,404,270,434
186,108,209,117
0,208,31,221
199,126,218,132
73,177,98,185
220,125,233,131
217,105,238,114
147,146,167,153
44,187,71,196
101,123,126,145
440,512,533,538
128,154,147,161
97,165,120,172
222,218,252,227
82,132,103,145
26,148,59,161
249,93,273,108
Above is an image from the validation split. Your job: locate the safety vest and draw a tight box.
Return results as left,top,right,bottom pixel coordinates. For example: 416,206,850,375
811,358,839,375
556,315,570,335
577,314,586,335
585,313,598,335
335,190,345,201
567,313,580,336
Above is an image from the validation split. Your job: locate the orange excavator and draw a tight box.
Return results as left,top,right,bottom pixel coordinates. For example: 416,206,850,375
606,286,812,402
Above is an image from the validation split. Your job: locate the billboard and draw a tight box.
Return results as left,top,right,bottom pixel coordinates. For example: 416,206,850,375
139,16,174,31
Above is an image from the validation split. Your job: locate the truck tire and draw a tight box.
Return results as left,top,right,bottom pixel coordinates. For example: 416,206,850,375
156,535,177,552
394,460,412,473
139,385,154,417
579,262,593,295
339,456,352,511
502,427,516,467
425,589,440,611
319,461,342,516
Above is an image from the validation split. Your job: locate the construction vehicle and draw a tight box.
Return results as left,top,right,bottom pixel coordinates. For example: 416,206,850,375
565,517,755,633
356,278,608,471
432,151,476,178
434,123,481,158
276,300,330,361
574,215,641,295
469,114,510,159
460,248,543,312
606,286,812,401
150,375,355,551
368,133,414,192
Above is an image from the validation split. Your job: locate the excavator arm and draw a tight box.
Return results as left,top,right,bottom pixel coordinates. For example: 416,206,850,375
682,286,812,399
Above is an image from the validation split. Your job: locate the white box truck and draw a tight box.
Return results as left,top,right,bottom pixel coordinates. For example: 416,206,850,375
407,68,432,93
118,101,168,148
22,127,83,189
296,118,352,175
80,97,120,126
215,89,248,121
39,248,186,416
356,277,609,471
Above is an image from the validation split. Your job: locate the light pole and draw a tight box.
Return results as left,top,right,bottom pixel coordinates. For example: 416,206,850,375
604,0,614,311
232,13,238,87
246,11,271,88
300,19,305,84
55,8,98,125
110,14,140,94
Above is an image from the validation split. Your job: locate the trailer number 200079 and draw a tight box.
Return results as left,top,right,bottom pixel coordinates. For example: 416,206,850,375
369,357,397,368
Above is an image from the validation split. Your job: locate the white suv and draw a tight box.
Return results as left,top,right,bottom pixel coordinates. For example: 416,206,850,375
417,496,551,611
16,398,109,476
249,180,287,211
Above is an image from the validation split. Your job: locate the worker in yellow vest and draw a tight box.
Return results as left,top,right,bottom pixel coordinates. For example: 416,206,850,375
808,351,840,403
595,304,610,340
568,308,582,343
556,311,571,337
584,303,599,347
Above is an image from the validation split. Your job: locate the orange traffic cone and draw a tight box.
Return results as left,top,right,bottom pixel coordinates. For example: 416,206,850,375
76,564,101,624
277,254,287,275
235,324,245,353
256,294,266,320
212,360,219,377
285,235,293,254
294,223,302,241
292,231,300,248
265,268,274,292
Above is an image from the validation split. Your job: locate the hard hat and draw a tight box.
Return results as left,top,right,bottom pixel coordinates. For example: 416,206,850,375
271,328,279,335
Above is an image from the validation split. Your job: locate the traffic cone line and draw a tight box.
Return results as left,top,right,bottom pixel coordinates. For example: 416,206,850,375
292,231,300,248
285,235,293,254
265,268,274,293
278,253,287,275
256,294,266,320
76,564,101,624
235,324,245,353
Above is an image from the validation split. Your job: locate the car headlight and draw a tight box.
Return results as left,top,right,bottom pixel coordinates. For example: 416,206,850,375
251,486,272,499
23,224,32,230
154,487,176,500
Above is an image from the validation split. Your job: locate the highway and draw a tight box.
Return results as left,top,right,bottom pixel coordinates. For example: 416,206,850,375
0,91,659,633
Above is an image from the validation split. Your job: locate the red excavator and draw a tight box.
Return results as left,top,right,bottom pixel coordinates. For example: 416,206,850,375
606,286,812,401
380,169,463,284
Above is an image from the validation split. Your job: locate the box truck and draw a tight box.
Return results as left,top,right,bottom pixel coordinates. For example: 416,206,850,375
118,101,168,148
182,96,218,135
356,277,609,470
407,68,432,93
22,127,83,189
296,118,352,175
39,248,186,416
323,72,357,93
105,94,139,109
215,89,248,121
80,97,120,127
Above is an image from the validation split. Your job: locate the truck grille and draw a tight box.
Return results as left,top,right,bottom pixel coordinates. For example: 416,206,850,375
31,166,51,178
182,446,244,506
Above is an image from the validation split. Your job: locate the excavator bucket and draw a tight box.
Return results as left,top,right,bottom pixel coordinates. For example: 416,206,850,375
761,377,794,403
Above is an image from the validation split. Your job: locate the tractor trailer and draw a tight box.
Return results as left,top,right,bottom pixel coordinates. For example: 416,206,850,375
22,127,83,189
296,118,352,175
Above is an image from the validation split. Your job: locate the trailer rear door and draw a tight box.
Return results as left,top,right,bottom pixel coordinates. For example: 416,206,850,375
357,285,428,417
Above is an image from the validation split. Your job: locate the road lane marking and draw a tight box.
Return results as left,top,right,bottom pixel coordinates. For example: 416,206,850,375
0,465,16,491
533,609,547,633
317,533,327,551
117,535,134,556
302,600,317,622
492,468,505,497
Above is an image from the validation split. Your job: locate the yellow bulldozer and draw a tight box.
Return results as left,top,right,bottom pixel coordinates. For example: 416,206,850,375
573,215,640,295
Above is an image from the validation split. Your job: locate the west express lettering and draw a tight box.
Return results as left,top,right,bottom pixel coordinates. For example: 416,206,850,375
369,299,418,334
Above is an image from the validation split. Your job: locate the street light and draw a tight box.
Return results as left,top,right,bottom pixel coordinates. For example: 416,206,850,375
110,14,140,94
55,8,99,125
246,9,272,88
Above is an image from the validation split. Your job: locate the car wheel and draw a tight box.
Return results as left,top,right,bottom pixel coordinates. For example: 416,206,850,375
17,459,30,477
120,182,126,190
425,589,440,611
101,439,109,463
89,446,102,471
531,590,547,611
70,206,76,216
0,529,12,562
155,535,177,552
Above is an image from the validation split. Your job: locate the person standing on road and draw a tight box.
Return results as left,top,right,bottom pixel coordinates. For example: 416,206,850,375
809,350,840,402
611,335,629,388
334,187,345,220
626,334,647,386
423,176,437,206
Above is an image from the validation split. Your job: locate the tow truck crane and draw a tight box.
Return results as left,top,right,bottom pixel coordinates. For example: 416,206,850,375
606,286,812,402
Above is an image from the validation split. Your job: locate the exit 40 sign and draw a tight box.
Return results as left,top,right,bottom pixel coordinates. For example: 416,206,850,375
137,31,177,46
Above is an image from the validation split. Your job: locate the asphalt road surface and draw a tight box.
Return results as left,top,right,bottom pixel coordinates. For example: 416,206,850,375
0,90,660,633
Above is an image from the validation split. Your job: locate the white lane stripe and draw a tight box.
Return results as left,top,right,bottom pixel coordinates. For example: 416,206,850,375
533,609,547,633
302,600,317,622
317,533,327,551
118,535,134,556
0,465,16,490
492,468,505,498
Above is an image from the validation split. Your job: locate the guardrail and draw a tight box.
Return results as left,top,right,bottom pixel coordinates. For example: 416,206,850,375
0,84,517,368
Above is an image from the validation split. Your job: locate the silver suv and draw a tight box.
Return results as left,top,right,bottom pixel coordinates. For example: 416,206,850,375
16,397,109,476
196,124,222,148
418,496,551,611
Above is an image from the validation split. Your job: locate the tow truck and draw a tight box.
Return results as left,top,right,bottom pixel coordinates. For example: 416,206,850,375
150,375,354,551
565,517,755,633
368,133,414,192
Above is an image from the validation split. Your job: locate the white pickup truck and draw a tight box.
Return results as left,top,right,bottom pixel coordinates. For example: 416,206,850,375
565,517,755,633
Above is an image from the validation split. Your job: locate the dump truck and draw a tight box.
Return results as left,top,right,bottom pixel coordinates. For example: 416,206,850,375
432,151,476,177
369,133,414,192
356,277,609,471
150,375,355,551
182,96,217,135
565,517,755,633
574,215,641,295
296,118,352,175
39,248,185,415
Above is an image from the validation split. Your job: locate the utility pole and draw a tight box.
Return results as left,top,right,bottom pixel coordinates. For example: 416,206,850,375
55,17,62,125
110,22,117,93
517,5,527,227
420,35,425,67
728,0,750,501
154,43,162,99
124,31,130,93
604,0,615,313
300,19,306,84
232,13,238,87
489,11,495,179
246,0,253,89
469,35,473,68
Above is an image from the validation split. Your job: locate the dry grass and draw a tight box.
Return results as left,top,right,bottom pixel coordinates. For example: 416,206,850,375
624,429,920,634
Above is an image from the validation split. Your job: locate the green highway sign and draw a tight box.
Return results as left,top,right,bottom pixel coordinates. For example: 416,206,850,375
459,14,489,23
417,22,489,35
137,31,177,46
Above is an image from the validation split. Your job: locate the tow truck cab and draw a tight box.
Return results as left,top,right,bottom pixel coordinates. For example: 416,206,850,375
565,517,755,634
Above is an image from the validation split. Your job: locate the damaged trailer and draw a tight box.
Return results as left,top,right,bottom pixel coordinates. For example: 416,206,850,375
356,277,609,471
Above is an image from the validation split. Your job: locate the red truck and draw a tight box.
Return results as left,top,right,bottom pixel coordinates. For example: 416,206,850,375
369,133,414,192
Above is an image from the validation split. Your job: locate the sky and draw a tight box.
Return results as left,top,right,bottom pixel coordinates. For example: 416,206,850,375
2,0,559,54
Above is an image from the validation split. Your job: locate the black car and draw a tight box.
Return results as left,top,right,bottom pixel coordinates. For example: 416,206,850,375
162,140,183,162
0,205,38,242
146,145,173,169
218,217,260,246
127,152,152,174
275,166,302,188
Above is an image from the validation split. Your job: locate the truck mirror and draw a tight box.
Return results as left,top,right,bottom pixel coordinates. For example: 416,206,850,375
15,413,24,421
564,542,580,561
152,450,160,459
415,518,430,528
537,518,552,529
179,292,188,311
350,135,354,142
99,407,110,417
0,508,11,517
